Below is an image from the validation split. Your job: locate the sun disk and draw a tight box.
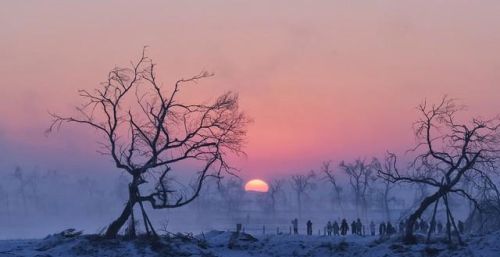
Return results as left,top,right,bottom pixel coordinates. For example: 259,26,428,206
244,179,269,193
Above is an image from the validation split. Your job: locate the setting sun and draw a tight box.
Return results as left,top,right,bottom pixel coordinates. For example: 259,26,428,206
244,179,269,193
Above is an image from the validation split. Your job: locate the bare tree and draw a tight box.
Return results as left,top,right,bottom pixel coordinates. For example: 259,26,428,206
12,166,41,214
374,156,396,222
48,48,249,238
290,171,316,219
321,161,344,214
217,178,246,220
268,179,285,218
0,184,9,217
340,158,377,219
12,166,28,213
379,97,500,244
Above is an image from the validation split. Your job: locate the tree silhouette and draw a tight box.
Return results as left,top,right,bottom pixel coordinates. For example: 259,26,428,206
379,97,500,244
290,171,315,219
340,158,377,219
321,161,344,215
48,48,249,238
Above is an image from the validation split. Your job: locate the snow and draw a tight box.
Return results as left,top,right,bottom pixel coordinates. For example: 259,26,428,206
1,229,499,257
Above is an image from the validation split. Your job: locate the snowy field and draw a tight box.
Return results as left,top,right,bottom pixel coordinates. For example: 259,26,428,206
0,229,498,257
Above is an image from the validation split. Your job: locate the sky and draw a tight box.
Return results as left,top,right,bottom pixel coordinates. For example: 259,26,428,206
1,1,500,181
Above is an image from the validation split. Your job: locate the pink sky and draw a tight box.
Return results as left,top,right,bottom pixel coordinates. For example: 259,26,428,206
1,1,500,180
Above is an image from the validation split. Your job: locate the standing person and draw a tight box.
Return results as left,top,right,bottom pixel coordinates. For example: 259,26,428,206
370,221,376,236
420,219,428,233
379,222,386,236
333,221,340,236
327,221,332,236
292,218,298,235
340,219,349,236
386,222,394,235
306,220,313,236
356,219,363,235
351,220,357,235
399,220,405,234
414,219,420,232
458,220,464,234
429,219,436,234
437,221,443,234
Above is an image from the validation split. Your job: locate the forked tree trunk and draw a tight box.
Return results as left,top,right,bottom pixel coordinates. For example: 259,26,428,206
105,180,140,238
105,200,135,238
105,176,157,239
404,189,444,244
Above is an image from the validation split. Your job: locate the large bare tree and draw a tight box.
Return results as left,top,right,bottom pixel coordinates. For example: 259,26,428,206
48,49,249,238
379,97,500,244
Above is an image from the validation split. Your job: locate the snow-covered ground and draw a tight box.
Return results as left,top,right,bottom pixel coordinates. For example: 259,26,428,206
0,229,499,257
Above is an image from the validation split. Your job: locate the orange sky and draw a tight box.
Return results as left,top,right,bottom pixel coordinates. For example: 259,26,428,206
1,1,500,180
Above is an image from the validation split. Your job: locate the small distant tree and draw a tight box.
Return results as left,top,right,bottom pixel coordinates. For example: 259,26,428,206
374,156,396,222
340,159,377,218
0,184,9,216
321,161,344,214
48,48,249,238
379,97,500,244
217,178,246,219
12,166,40,213
290,171,316,219
12,166,28,212
268,179,285,218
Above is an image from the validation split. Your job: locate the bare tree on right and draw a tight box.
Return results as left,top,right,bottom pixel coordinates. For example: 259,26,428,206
379,97,500,244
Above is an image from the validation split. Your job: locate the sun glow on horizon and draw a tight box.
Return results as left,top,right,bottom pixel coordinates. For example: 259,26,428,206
244,179,269,193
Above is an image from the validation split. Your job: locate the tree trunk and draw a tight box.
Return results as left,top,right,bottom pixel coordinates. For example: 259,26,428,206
105,200,135,238
105,180,140,238
443,194,463,245
384,198,391,222
297,192,302,219
355,193,360,218
426,197,439,243
384,186,391,222
404,189,444,244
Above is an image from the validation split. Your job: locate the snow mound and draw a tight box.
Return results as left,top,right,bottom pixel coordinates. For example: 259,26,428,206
1,230,500,257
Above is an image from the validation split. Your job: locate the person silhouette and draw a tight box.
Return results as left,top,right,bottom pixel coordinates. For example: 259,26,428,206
340,219,349,236
370,221,375,236
291,218,298,234
327,221,332,236
306,220,313,236
333,221,340,236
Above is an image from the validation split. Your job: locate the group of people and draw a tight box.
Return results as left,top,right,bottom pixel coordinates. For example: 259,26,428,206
291,218,317,236
326,219,364,236
292,218,378,236
291,218,465,236
413,218,465,235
